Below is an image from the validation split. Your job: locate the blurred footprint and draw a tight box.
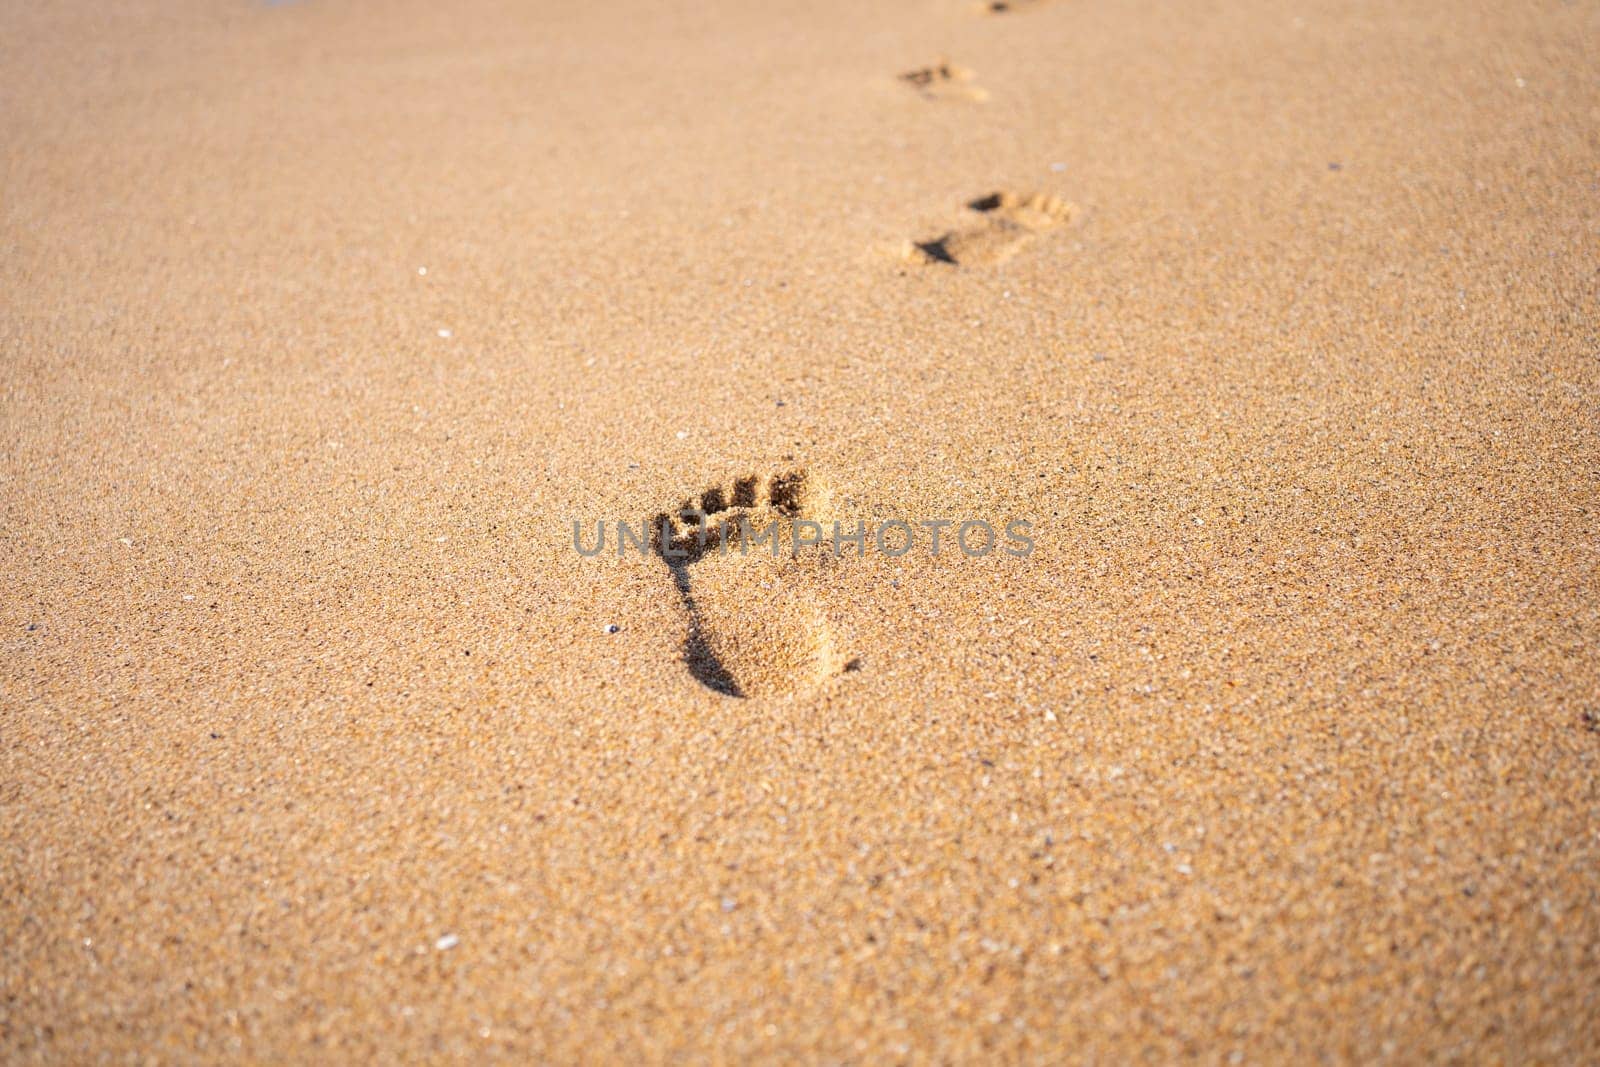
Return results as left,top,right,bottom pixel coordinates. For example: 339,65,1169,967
911,191,1079,267
900,60,989,102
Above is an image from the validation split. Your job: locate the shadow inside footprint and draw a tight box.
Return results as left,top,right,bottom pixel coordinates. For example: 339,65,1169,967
654,471,844,699
915,238,958,264
683,622,743,697
660,551,744,696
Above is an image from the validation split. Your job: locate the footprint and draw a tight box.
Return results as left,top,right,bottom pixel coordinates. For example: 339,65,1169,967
912,191,1079,267
977,0,1055,13
653,470,849,698
900,60,989,102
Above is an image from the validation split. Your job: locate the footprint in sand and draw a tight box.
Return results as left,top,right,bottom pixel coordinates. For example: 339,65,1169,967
900,60,989,102
978,0,1055,14
653,470,850,698
912,191,1078,267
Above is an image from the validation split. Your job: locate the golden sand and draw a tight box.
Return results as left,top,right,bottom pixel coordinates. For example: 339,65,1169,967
3,0,1598,1059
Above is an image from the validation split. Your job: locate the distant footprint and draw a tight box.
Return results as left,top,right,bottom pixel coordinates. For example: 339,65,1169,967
900,60,989,102
977,0,1055,13
912,191,1079,267
653,471,849,698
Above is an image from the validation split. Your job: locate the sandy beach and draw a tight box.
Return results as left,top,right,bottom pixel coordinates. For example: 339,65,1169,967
4,0,1598,1059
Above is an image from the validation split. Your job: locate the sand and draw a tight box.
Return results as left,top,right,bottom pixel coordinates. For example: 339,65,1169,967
3,0,1598,1059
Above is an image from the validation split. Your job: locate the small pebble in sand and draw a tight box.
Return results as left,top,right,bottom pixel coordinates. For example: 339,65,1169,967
604,623,620,634
418,266,427,276
437,328,452,338
435,934,459,951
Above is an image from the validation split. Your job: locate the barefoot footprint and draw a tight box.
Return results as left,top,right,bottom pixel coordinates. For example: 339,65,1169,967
900,60,989,102
653,471,849,698
978,0,1056,14
913,190,1078,267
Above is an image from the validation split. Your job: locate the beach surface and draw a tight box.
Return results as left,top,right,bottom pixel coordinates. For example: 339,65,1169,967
3,0,1598,1059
